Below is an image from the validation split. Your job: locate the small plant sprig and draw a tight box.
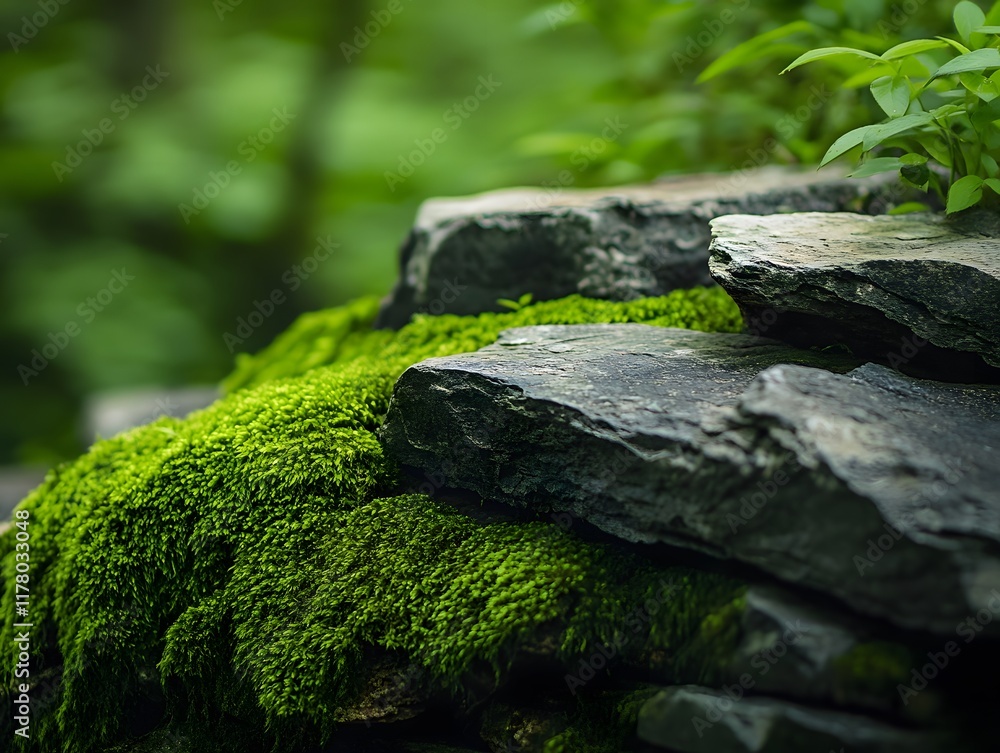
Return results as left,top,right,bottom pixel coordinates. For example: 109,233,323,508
497,292,534,311
785,1,1000,214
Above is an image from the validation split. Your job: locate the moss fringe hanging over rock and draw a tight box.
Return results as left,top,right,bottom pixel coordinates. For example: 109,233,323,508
1,289,745,753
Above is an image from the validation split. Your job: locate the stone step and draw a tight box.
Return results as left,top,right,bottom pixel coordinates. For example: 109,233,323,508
376,168,907,328
709,211,1000,381
379,324,1000,636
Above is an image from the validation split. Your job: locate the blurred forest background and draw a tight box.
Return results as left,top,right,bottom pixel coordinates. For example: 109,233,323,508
0,0,962,466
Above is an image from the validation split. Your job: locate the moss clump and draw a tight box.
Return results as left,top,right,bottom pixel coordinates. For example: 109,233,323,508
1,290,745,752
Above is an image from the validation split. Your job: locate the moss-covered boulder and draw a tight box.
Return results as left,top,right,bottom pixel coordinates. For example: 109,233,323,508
1,289,756,753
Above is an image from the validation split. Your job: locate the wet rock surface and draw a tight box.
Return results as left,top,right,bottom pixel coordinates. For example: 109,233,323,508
380,324,1000,636
636,685,946,753
709,212,1000,380
376,169,903,328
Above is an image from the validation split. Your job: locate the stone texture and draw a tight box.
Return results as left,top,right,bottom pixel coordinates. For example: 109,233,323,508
724,586,912,712
636,685,945,752
379,324,1000,635
376,168,905,328
709,211,1000,379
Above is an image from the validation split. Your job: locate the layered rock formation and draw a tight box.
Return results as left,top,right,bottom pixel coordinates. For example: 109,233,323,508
376,168,905,328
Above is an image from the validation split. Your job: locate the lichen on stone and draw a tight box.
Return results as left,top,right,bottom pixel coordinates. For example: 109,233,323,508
1,289,746,752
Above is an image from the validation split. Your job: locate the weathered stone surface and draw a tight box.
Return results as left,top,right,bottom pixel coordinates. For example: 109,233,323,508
725,586,914,712
709,212,1000,379
636,685,946,752
379,324,1000,635
376,168,905,328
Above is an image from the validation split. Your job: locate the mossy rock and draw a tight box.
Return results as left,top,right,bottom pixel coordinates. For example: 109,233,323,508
1,289,747,752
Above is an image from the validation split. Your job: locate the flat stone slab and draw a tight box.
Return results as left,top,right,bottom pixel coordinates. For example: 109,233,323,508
637,685,948,752
376,168,903,328
380,324,1000,635
709,212,1000,378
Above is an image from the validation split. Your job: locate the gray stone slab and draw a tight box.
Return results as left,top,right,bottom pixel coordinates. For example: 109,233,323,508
376,168,905,328
709,211,1000,378
380,324,1000,635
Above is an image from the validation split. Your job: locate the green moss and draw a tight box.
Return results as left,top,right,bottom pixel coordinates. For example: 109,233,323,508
535,687,659,753
832,641,914,704
223,287,742,393
1,290,744,752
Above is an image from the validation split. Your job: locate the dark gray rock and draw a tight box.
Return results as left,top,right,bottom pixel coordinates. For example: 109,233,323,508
709,212,1000,380
379,324,1000,635
725,586,913,712
376,169,907,328
636,685,945,752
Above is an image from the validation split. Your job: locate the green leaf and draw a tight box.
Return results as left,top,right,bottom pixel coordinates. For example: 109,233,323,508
955,1,987,44
843,64,896,89
985,178,1000,193
983,153,1000,177
861,112,935,150
946,175,984,213
517,293,533,306
781,46,881,74
922,138,953,167
496,298,521,311
900,161,930,188
881,39,950,60
900,153,928,165
889,202,932,215
974,25,1000,33
848,157,903,178
959,71,1000,100
820,124,874,165
931,47,1000,79
697,21,814,82
935,35,972,54
870,75,911,117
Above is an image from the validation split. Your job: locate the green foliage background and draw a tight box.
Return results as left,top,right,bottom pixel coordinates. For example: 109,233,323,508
0,0,964,464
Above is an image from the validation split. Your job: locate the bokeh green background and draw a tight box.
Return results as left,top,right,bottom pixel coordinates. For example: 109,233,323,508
0,0,961,464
